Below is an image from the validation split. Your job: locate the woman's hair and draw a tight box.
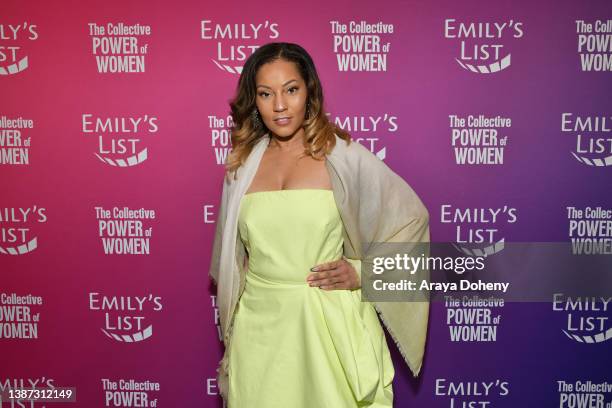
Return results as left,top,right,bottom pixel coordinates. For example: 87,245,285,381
225,42,351,177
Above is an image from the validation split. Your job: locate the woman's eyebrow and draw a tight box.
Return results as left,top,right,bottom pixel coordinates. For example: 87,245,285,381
256,79,298,89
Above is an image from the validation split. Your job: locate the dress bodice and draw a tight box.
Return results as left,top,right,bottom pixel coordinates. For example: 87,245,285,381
238,189,344,284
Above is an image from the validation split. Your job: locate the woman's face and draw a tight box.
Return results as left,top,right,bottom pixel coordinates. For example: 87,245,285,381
254,58,308,138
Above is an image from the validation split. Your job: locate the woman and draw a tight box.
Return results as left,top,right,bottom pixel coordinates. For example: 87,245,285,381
209,42,430,407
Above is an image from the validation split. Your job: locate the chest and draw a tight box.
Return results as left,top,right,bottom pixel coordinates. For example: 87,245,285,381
246,149,332,192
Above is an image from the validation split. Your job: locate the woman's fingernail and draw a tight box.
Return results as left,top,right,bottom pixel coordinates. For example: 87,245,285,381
310,267,318,271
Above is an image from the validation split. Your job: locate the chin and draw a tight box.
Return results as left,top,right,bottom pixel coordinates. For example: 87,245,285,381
269,125,302,138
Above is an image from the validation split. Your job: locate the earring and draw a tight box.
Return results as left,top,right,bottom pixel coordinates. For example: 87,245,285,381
251,109,261,128
306,102,311,119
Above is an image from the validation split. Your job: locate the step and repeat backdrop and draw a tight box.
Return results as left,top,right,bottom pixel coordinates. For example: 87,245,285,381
2,0,611,406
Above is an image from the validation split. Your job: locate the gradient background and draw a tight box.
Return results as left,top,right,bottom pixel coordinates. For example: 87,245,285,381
2,0,611,406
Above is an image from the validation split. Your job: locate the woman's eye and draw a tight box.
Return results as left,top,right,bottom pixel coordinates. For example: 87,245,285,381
258,92,270,98
288,87,298,94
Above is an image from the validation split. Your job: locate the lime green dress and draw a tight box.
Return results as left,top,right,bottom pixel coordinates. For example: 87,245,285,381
228,189,394,407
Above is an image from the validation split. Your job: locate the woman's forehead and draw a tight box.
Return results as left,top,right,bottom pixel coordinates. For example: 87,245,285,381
256,59,303,85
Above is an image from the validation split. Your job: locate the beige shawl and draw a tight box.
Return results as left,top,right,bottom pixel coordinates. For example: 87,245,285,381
209,133,430,403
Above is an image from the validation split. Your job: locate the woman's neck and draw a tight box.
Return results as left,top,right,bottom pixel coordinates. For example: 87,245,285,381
268,129,306,152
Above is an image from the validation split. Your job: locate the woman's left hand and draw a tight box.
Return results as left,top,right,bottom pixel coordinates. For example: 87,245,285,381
307,256,361,290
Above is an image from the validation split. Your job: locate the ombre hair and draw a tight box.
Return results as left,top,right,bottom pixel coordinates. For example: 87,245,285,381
225,42,351,178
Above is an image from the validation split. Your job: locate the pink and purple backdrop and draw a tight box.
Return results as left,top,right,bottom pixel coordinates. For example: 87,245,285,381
3,0,611,406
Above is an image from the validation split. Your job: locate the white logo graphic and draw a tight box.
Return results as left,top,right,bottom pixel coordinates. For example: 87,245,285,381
553,294,612,343
0,116,33,166
330,20,394,72
450,114,511,165
561,113,612,167
82,114,158,167
444,19,524,74
0,293,43,339
95,207,156,255
435,378,510,406
445,295,504,342
441,204,517,256
557,380,612,407
0,23,38,75
200,20,280,74
88,23,152,73
575,20,612,72
208,114,233,164
567,206,612,255
0,207,46,255
89,293,163,343
101,378,161,407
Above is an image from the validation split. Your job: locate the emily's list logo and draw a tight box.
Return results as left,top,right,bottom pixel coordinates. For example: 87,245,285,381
444,19,524,74
0,207,46,255
441,204,518,256
82,114,159,167
561,113,612,167
200,20,280,74
553,293,612,344
0,23,38,75
89,293,163,343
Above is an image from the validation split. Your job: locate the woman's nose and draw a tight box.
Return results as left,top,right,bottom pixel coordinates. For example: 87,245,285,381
274,94,287,111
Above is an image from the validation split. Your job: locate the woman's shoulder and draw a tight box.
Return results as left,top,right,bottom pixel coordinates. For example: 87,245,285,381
332,134,387,172
332,134,374,160
333,134,429,219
